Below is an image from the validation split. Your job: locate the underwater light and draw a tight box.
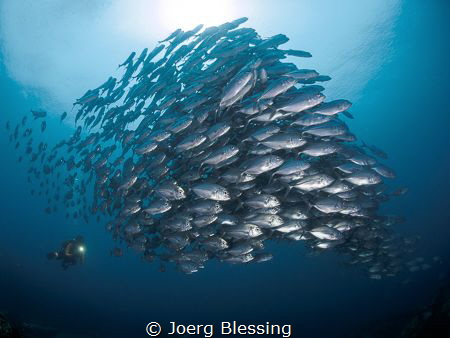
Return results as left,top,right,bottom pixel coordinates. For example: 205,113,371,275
78,246,85,253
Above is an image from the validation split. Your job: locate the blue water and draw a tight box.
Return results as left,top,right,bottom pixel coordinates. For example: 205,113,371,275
1,1,449,337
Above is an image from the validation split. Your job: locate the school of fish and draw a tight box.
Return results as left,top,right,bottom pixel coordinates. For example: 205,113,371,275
7,18,427,277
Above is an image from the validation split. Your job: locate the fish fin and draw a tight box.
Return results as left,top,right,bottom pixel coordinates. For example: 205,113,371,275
342,110,354,119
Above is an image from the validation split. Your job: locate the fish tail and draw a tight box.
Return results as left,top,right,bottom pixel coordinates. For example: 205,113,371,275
268,172,276,185
234,200,244,212
198,163,205,176
213,108,219,122
243,118,253,132
268,106,278,119
282,183,291,198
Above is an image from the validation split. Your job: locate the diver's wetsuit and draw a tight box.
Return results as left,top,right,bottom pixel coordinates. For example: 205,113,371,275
47,236,85,270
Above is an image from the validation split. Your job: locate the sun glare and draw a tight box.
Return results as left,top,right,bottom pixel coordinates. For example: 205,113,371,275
158,0,237,31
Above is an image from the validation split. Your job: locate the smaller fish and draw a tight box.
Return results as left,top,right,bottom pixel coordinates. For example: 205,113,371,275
192,183,230,201
310,226,343,241
31,109,47,119
280,49,312,58
391,187,408,196
361,140,388,159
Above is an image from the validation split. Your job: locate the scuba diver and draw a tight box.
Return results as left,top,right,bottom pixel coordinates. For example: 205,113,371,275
46,236,85,270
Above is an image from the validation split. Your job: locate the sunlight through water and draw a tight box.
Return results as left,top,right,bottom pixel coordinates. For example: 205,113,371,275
157,0,237,30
